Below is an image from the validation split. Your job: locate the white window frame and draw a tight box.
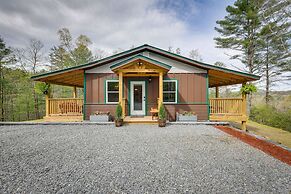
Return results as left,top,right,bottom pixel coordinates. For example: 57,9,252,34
105,80,119,104
163,80,178,104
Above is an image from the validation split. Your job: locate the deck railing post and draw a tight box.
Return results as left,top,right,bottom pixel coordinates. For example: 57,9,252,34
45,94,49,117
73,86,77,98
241,83,247,131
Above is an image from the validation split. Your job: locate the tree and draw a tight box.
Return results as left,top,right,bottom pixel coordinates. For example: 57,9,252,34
258,0,291,104
214,0,264,74
15,39,44,119
49,28,94,69
0,37,14,121
214,61,226,67
189,49,203,61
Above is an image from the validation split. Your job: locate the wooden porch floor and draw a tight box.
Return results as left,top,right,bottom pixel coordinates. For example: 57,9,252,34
123,116,158,124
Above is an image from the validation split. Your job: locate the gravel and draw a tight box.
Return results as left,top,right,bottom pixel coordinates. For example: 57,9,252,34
0,124,290,193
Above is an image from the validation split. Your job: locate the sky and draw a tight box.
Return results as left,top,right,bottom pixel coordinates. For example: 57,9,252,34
0,0,290,90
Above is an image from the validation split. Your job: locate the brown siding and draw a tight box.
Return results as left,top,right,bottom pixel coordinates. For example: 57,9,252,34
165,104,208,121
84,73,208,121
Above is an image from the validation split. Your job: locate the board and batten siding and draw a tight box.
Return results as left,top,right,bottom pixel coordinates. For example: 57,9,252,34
84,73,208,121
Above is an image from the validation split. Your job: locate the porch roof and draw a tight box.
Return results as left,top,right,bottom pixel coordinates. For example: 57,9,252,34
31,44,260,87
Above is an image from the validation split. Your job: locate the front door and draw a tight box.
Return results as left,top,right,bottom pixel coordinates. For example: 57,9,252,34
130,81,146,116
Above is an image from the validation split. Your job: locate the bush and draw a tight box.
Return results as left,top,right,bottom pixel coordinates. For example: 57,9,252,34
115,103,122,120
240,83,257,95
250,105,291,132
158,103,166,120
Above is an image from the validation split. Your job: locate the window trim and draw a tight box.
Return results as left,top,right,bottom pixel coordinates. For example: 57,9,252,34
105,80,119,104
163,80,178,104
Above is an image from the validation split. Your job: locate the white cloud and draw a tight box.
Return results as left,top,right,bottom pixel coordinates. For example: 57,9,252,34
0,0,289,91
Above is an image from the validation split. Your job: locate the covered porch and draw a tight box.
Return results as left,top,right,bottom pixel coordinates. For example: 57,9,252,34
32,55,258,129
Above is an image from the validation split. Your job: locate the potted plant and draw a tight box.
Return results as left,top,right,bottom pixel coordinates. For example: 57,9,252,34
240,83,257,95
115,103,123,127
89,111,110,122
158,103,166,127
176,111,197,122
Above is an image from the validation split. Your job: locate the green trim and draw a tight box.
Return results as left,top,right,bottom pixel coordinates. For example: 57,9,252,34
206,73,210,120
83,71,86,120
104,79,119,104
162,79,178,104
31,44,147,80
110,54,172,70
128,79,147,116
145,44,260,80
31,44,260,82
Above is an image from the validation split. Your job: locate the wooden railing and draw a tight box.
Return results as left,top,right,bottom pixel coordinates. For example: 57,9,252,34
46,98,83,116
209,98,247,122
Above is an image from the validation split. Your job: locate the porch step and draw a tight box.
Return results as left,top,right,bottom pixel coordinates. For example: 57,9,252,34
123,116,158,124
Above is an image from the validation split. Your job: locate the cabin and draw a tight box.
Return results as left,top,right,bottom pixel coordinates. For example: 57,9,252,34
32,44,260,129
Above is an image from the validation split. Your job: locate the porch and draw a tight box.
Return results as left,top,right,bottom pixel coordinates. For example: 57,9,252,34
43,96,247,126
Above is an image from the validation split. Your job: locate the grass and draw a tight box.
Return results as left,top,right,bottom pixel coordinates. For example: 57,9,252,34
232,121,291,149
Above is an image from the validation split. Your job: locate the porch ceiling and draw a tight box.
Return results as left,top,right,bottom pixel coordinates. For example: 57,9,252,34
33,69,84,87
208,69,257,87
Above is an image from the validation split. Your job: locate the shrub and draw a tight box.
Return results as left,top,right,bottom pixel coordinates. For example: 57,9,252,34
115,103,122,120
158,103,166,120
250,105,291,132
240,83,257,95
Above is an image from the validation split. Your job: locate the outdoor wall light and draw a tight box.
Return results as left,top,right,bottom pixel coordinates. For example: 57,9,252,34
149,76,152,83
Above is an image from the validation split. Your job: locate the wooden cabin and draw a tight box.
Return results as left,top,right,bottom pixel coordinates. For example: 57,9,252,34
32,44,260,128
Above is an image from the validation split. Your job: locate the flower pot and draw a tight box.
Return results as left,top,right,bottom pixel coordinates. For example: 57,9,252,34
158,119,166,127
115,119,123,127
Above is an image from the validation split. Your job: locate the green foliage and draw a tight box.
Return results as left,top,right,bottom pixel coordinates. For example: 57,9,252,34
115,103,122,120
240,83,257,94
214,0,263,73
35,82,51,95
49,28,94,70
158,103,166,120
250,105,291,132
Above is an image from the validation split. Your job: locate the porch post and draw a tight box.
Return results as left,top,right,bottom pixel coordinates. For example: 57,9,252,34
73,86,77,98
119,72,124,116
45,94,49,117
215,86,219,98
159,72,163,108
241,83,247,131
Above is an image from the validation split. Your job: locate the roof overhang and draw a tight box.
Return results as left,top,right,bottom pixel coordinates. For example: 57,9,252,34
31,44,260,87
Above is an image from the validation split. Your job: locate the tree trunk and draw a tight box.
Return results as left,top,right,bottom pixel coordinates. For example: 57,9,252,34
0,65,4,122
33,82,39,119
265,41,270,104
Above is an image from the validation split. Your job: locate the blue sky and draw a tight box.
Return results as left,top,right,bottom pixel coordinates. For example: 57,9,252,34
0,0,289,90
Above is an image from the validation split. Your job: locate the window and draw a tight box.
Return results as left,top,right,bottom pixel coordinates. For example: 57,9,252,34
163,80,177,103
106,80,119,104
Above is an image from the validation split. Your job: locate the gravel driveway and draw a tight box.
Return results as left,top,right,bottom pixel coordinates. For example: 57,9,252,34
0,124,290,193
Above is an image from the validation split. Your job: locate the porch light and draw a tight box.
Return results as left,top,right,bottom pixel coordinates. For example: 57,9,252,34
149,76,152,83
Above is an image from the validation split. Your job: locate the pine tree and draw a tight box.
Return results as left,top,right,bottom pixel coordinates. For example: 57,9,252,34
214,0,264,74
258,0,291,104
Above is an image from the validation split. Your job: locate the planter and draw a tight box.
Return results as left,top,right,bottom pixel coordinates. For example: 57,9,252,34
158,119,166,127
115,119,123,127
176,113,197,122
90,114,109,122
